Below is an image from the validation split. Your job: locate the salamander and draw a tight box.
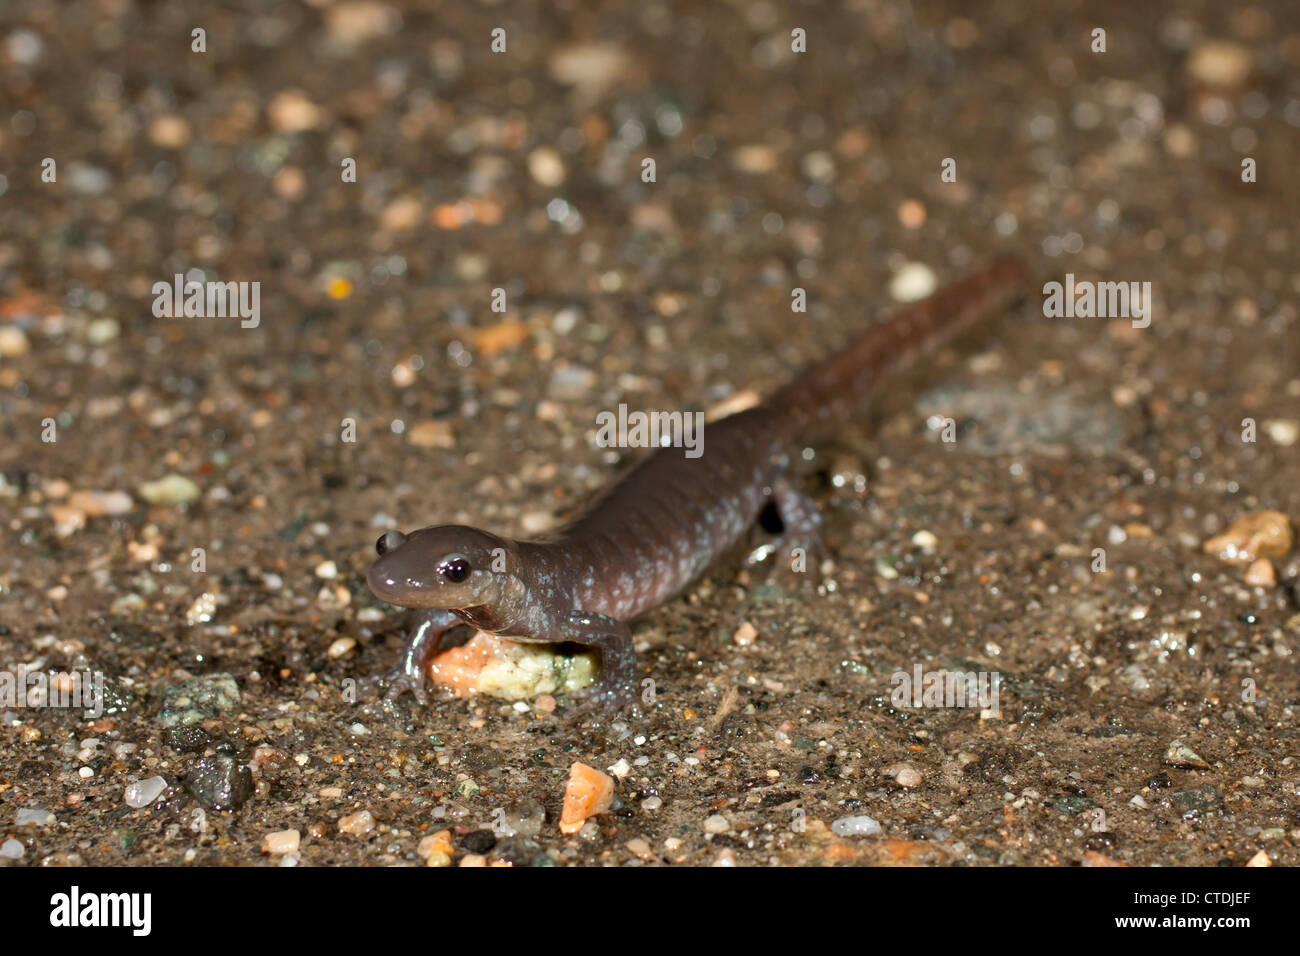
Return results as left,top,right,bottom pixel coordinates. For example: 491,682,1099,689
366,259,1027,718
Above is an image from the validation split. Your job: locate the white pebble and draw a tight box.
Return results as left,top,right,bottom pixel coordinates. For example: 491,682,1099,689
528,147,566,187
125,776,168,808
702,814,730,834
831,814,882,837
6,29,43,65
890,763,923,788
1264,419,1298,446
327,637,356,659
911,530,937,551
261,829,301,855
185,592,217,626
889,262,937,302
0,838,23,859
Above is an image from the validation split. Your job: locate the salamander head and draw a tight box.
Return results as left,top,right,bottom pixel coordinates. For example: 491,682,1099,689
367,525,507,609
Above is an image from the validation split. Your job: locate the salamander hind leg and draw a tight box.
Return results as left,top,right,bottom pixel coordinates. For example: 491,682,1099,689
558,609,638,723
762,477,829,586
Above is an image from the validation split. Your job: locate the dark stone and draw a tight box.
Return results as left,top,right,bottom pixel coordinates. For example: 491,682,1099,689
1171,785,1221,816
184,745,254,811
164,724,212,753
460,829,497,854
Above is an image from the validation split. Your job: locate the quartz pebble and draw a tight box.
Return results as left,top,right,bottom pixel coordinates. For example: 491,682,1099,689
262,830,301,855
124,776,168,808
831,814,882,837
138,474,200,506
888,763,923,788
0,326,30,357
338,810,376,835
1185,40,1252,88
1203,511,1293,564
527,147,566,187
1244,558,1275,587
328,636,357,658
889,262,938,302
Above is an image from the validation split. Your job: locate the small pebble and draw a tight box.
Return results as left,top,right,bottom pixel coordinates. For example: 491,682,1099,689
548,364,597,400
185,592,217,626
16,808,53,827
124,776,168,808
0,326,30,357
338,810,376,835
148,115,191,149
547,42,630,101
406,419,454,448
268,89,323,132
1263,419,1298,447
325,2,401,42
732,621,758,646
732,144,779,174
327,636,357,659
1244,558,1275,587
702,814,730,834
888,763,923,788
6,28,43,65
185,748,254,811
110,593,145,614
800,150,835,183
380,195,423,231
315,560,338,579
1203,511,1293,563
261,830,301,855
889,262,938,302
527,147,566,187
1185,39,1253,88
1164,741,1210,770
158,674,241,728
0,838,23,859
831,814,882,837
69,489,132,516
68,163,112,195
138,474,200,506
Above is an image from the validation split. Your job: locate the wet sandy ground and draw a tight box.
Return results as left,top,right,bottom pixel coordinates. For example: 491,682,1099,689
0,0,1297,866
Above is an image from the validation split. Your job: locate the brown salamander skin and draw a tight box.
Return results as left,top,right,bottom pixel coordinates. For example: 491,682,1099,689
367,259,1027,718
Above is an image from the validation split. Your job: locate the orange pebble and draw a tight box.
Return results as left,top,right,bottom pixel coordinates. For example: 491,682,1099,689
559,762,614,834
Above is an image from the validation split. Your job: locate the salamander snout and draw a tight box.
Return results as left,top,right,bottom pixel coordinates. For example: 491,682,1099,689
366,524,507,610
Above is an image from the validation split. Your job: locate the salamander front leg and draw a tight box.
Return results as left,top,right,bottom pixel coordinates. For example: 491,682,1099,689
368,607,464,704
764,477,829,585
558,609,638,722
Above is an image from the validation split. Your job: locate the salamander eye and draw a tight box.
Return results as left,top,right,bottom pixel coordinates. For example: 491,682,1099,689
376,530,407,556
439,558,471,583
